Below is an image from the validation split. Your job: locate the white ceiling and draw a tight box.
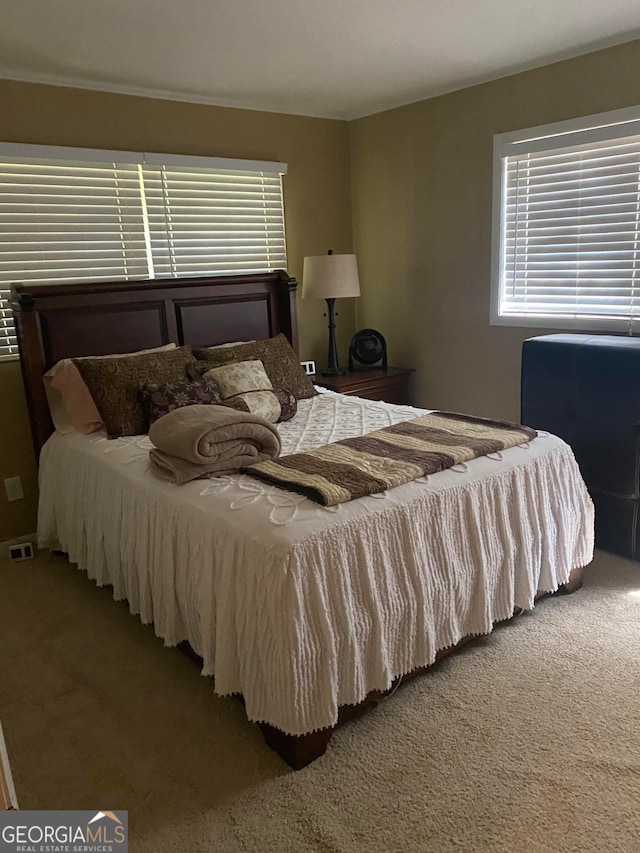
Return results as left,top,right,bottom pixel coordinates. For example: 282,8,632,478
2,0,640,121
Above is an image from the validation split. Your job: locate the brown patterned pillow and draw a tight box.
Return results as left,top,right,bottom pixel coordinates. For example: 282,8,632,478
140,378,222,425
74,347,195,437
274,388,297,422
190,333,316,400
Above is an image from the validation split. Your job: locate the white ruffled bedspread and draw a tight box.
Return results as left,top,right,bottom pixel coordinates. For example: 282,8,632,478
38,392,594,735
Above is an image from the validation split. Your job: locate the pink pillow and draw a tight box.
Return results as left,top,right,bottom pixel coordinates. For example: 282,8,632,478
44,360,103,434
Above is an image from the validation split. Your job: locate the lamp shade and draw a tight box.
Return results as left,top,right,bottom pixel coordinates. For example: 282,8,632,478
302,254,360,299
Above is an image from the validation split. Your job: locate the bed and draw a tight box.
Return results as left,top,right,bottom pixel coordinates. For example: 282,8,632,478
12,270,595,768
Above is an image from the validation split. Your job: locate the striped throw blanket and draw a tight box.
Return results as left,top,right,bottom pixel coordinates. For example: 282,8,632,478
244,411,537,506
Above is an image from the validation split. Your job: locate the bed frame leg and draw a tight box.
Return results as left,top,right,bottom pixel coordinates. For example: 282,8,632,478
557,563,585,594
259,723,334,770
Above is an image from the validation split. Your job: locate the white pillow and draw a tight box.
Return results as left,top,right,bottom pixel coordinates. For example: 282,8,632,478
208,340,255,348
75,342,177,360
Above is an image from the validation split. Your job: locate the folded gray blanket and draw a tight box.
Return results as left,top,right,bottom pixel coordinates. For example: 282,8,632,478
148,404,281,484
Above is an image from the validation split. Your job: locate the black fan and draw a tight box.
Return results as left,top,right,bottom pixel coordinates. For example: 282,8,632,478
349,329,387,371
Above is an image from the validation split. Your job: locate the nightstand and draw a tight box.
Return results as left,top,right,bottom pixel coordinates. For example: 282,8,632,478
314,367,413,405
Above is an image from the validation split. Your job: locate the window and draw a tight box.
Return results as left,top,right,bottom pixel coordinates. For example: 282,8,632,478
0,143,287,361
491,105,640,331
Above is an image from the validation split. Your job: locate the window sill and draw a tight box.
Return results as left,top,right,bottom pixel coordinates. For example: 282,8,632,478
490,313,640,334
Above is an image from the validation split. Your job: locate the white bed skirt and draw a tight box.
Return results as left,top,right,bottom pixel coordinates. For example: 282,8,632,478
38,393,594,735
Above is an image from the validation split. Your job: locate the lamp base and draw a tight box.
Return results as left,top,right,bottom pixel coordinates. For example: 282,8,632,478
323,297,345,377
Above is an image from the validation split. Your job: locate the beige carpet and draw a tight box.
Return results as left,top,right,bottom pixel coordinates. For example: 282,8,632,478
1,549,639,852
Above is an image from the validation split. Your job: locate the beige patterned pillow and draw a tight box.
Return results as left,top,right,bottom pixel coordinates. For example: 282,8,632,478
203,360,281,423
74,347,195,437
191,333,316,400
204,359,273,397
233,390,281,422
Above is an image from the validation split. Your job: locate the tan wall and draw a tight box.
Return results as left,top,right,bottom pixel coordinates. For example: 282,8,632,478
350,39,640,420
0,80,354,540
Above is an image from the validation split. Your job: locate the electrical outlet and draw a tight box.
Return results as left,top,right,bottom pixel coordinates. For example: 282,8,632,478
9,542,34,561
4,476,24,502
300,360,316,376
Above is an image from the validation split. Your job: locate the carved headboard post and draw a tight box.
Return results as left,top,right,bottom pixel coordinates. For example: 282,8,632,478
276,269,300,355
11,285,51,461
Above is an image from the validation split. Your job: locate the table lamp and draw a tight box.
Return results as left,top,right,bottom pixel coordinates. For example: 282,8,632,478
302,251,360,376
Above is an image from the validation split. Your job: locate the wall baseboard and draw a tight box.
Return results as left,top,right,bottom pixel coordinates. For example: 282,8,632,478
0,533,37,561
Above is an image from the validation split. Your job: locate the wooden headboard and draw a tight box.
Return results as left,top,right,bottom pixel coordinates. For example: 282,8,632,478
11,270,299,459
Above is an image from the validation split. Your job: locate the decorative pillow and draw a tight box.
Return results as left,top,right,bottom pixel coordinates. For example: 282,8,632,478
221,397,251,413
203,360,281,423
204,359,273,396
74,347,195,437
43,344,178,435
232,390,282,422
43,360,103,434
191,333,316,400
139,378,222,425
274,388,297,422
208,340,256,348
81,343,178,358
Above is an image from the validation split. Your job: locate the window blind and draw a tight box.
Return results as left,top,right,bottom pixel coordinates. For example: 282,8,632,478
494,109,640,330
0,145,287,361
0,290,17,360
142,165,286,277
